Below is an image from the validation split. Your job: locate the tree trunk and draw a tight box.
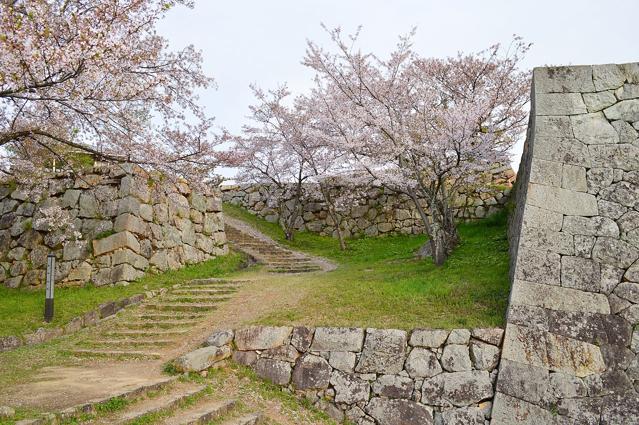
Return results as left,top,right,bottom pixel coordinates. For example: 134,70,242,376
408,189,459,266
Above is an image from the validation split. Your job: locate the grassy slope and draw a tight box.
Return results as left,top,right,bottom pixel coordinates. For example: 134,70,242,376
0,252,245,337
224,203,511,329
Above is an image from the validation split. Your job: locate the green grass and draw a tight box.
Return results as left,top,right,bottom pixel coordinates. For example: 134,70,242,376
0,252,246,337
224,202,511,329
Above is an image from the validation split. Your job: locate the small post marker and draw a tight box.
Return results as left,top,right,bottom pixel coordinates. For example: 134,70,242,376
44,253,56,323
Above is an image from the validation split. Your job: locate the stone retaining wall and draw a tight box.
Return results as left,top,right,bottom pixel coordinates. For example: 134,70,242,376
0,164,227,288
493,63,639,423
178,326,504,425
221,167,514,238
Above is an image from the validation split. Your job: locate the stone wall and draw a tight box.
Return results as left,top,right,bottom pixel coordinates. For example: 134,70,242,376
493,63,639,424
221,167,514,238
178,326,504,425
0,164,227,288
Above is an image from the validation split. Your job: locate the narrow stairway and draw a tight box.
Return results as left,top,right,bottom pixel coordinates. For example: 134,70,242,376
82,377,266,424
224,217,332,274
69,278,247,359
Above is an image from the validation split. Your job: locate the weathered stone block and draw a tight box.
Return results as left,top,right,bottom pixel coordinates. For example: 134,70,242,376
471,328,504,346
310,327,364,352
174,345,231,372
570,112,619,145
534,66,595,93
291,326,314,352
330,370,370,404
560,256,601,292
355,329,408,374
372,374,414,399
422,371,493,407
92,231,140,257
409,329,449,348
470,341,500,371
536,93,587,116
527,183,598,216
441,345,472,372
292,354,331,390
205,329,234,347
366,398,433,425
328,351,356,372
501,324,606,377
232,326,293,351
405,347,442,378
254,358,291,385
509,280,610,314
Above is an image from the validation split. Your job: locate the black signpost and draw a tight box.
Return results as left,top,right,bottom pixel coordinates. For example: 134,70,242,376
44,253,55,323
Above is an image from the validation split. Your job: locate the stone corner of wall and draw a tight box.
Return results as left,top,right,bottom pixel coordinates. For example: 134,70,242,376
495,62,639,425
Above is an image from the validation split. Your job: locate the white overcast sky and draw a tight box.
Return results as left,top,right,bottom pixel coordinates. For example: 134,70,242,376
158,0,639,179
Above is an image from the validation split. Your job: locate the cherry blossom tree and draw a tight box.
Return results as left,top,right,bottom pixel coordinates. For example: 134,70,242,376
0,0,222,189
230,85,315,241
232,85,360,248
304,27,530,265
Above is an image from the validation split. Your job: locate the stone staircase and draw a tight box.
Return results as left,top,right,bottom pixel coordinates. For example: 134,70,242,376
69,278,246,360
66,378,266,425
224,217,330,274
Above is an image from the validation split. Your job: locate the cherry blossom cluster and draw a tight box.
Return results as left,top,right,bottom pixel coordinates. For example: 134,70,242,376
1,0,222,190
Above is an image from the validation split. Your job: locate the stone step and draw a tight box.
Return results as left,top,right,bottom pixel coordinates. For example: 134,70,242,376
114,384,207,424
267,266,320,273
171,288,238,295
178,284,244,291
132,312,206,320
81,338,175,348
117,319,200,329
221,413,264,425
163,399,237,425
187,278,245,286
161,295,231,303
69,349,162,359
105,329,190,337
144,303,221,312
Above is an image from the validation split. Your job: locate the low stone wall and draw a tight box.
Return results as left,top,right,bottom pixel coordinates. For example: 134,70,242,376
494,63,639,424
0,164,227,288
221,167,514,238
177,326,504,425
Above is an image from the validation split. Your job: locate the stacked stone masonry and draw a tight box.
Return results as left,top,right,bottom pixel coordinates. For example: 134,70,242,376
221,167,514,238
0,164,227,288
192,326,504,425
493,63,639,424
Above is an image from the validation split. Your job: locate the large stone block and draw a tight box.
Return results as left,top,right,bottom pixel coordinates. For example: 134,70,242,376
92,231,140,257
405,347,442,378
372,374,414,399
441,345,472,372
234,326,292,351
592,237,639,269
330,370,370,404
174,345,231,372
603,99,639,122
527,183,598,216
291,354,331,390
310,327,364,352
589,144,639,171
409,329,449,348
501,324,606,377
491,392,558,425
533,66,595,93
355,328,408,374
421,371,493,407
366,398,433,425
570,112,619,144
536,93,587,116
114,213,146,235
513,249,560,286
254,358,292,385
509,280,610,314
